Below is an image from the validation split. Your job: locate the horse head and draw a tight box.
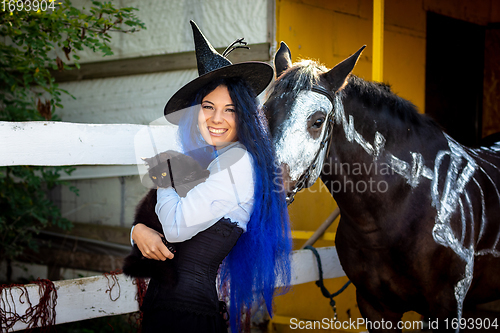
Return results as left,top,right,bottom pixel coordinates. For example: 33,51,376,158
264,42,365,203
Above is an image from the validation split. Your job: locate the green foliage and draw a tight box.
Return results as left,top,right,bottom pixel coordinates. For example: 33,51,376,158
0,1,145,270
0,0,146,121
0,165,76,261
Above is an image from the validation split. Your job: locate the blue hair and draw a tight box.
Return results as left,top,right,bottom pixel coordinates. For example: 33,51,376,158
177,78,292,332
177,106,215,168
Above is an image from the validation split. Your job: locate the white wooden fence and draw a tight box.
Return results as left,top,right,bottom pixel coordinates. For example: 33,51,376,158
0,121,346,331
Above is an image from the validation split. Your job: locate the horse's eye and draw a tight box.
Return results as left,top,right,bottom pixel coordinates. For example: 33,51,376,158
312,118,325,129
162,172,167,177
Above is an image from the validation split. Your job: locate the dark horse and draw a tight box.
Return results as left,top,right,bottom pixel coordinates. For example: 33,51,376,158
264,42,500,332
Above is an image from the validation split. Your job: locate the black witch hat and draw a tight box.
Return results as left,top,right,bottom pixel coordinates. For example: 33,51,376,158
164,21,274,124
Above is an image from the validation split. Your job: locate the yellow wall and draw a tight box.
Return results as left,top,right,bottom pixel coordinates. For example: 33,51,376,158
275,0,500,117
269,0,500,331
275,0,426,113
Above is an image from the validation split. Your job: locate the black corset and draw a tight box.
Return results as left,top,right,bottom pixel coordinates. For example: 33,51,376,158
142,218,243,316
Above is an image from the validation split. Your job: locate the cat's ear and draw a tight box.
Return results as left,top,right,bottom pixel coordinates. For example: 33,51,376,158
142,157,151,166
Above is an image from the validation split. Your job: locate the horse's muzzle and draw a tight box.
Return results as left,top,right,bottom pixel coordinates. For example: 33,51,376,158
279,163,295,194
279,163,308,205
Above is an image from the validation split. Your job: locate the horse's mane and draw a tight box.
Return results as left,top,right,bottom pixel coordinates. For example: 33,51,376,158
343,75,440,132
267,59,441,133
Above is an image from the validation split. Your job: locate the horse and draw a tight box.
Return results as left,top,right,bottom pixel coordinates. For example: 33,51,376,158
263,42,500,332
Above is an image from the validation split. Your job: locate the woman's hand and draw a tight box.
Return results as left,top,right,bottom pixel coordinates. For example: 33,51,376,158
132,223,174,260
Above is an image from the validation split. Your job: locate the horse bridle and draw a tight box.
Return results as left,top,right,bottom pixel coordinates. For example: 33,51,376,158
285,85,336,205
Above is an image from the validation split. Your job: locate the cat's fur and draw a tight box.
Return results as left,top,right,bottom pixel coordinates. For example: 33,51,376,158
122,150,210,285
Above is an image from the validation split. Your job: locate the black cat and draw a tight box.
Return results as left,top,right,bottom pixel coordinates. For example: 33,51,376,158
122,150,210,285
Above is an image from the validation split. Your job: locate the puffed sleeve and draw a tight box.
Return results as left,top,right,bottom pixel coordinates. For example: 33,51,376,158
155,146,254,242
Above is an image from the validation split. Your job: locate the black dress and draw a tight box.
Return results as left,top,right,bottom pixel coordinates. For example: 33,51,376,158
141,218,243,333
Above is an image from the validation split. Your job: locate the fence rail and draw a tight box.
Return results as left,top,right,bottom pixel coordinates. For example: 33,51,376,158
0,121,177,166
2,247,344,331
1,274,138,331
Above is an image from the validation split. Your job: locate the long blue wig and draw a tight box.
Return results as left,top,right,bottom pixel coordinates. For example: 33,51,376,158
177,78,292,332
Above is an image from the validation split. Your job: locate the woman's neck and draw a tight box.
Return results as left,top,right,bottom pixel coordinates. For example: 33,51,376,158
213,141,239,153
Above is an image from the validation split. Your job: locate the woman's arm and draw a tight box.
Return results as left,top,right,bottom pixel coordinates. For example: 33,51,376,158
156,148,254,242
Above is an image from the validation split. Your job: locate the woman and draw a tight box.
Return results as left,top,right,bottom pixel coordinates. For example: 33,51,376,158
132,21,292,333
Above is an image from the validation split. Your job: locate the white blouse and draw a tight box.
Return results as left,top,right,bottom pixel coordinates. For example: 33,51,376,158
155,142,255,242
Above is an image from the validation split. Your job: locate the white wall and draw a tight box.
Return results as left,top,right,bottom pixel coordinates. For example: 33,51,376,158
71,0,270,63
60,176,146,227
57,70,197,125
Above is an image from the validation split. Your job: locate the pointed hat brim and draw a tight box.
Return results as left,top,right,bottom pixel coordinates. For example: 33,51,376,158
164,61,273,124
164,21,274,124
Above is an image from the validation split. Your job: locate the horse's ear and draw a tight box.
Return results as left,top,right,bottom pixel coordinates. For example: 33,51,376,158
274,42,292,78
322,45,366,92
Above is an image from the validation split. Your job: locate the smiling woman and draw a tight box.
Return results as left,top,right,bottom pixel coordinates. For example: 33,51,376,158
130,21,293,333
